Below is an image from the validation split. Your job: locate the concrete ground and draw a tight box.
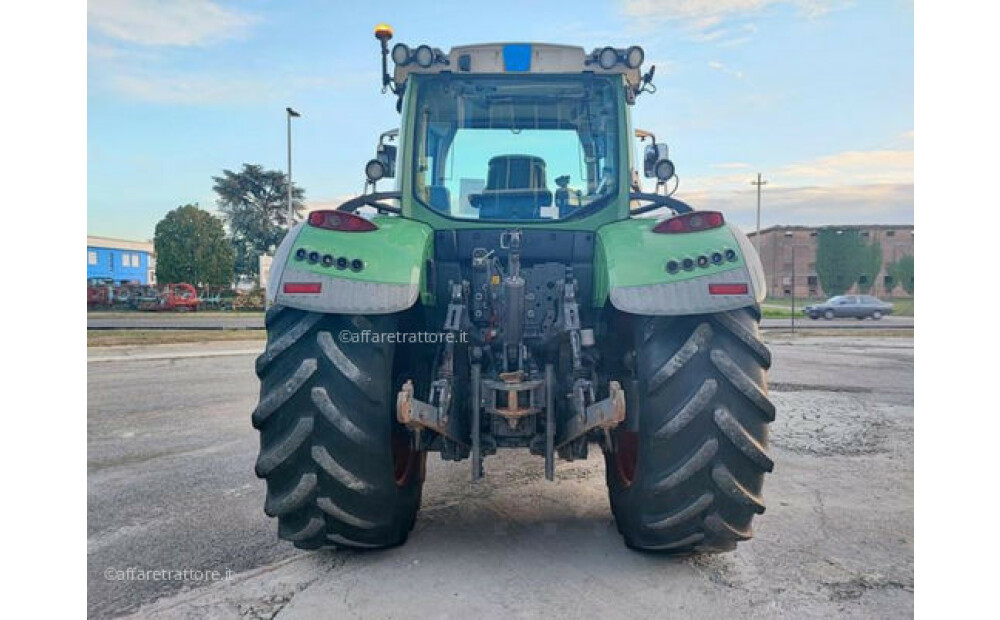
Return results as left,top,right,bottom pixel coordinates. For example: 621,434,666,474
87,335,913,619
87,312,914,331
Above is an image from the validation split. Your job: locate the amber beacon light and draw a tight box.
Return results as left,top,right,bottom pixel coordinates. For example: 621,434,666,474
374,23,394,41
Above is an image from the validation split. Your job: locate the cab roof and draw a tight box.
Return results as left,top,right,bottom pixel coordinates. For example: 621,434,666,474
390,42,644,95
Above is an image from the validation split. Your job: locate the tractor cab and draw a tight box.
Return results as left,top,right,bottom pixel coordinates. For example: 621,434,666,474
406,69,624,223
363,31,670,226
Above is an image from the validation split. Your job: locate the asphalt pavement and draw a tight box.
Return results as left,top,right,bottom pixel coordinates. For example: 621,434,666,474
88,335,913,619
87,313,913,331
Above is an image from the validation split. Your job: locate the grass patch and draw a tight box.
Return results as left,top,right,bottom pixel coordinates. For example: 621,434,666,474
88,330,265,347
888,298,914,316
761,307,796,319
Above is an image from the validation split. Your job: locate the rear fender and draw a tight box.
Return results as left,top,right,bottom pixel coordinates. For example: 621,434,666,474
597,218,765,315
267,216,433,314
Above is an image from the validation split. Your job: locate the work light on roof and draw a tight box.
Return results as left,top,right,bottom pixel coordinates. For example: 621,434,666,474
625,46,645,69
598,46,619,69
391,43,410,65
414,45,434,68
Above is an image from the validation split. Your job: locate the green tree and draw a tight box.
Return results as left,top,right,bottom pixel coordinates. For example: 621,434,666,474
857,240,883,294
814,228,868,296
887,254,914,295
213,164,305,278
154,204,234,288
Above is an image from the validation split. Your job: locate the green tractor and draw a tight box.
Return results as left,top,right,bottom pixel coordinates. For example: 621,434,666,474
252,25,774,553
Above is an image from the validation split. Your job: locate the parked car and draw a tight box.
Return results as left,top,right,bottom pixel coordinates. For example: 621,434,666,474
803,295,894,320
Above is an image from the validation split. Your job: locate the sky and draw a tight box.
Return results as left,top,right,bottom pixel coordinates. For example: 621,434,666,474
87,0,914,239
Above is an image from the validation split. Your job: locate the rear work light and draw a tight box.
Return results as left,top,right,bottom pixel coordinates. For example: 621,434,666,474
708,283,749,295
653,211,725,234
308,210,379,232
283,282,322,294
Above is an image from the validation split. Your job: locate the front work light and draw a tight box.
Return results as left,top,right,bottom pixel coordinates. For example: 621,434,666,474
654,159,676,182
365,159,387,182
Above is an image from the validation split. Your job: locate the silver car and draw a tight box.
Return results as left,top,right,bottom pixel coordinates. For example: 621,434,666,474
803,295,895,320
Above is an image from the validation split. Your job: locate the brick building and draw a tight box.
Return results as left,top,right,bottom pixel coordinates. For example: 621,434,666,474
746,225,914,299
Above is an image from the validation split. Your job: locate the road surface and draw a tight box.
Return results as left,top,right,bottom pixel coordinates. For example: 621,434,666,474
88,313,913,331
88,335,913,618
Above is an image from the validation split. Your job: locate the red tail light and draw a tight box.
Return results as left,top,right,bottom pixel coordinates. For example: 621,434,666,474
653,211,725,234
708,283,748,295
308,210,378,232
283,282,322,294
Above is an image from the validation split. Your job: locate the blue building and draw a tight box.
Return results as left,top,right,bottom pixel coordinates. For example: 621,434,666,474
87,236,156,285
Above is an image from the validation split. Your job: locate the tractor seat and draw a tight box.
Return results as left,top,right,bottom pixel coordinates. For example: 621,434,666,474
469,155,552,220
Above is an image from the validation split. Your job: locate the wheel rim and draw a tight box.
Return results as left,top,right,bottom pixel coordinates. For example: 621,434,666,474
391,431,421,487
613,430,639,487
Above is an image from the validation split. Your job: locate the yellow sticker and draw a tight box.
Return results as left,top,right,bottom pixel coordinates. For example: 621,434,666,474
491,275,500,285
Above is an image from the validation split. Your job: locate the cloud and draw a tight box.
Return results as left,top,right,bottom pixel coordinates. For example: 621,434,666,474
88,0,256,46
665,146,914,228
621,0,845,34
685,183,914,229
109,71,266,104
88,42,122,60
684,148,913,193
775,149,913,186
712,162,753,170
691,21,760,45
100,68,360,105
708,60,745,80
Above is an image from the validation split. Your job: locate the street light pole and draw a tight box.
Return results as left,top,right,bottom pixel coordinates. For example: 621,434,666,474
286,107,301,228
751,173,768,254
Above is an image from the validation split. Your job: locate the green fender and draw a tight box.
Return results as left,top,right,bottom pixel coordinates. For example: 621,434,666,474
268,216,433,314
595,218,766,315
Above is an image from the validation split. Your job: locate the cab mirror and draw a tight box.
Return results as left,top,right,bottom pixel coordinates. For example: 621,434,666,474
376,143,396,178
366,129,398,183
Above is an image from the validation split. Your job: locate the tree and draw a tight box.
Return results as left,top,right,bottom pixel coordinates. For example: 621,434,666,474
857,240,883,294
154,204,234,288
815,228,868,296
213,164,305,278
887,254,914,295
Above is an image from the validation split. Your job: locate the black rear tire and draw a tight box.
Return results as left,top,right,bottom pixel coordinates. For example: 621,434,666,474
605,307,774,553
252,305,425,550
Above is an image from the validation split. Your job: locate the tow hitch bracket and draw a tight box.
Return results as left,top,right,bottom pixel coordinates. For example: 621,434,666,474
555,380,626,449
396,379,467,446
